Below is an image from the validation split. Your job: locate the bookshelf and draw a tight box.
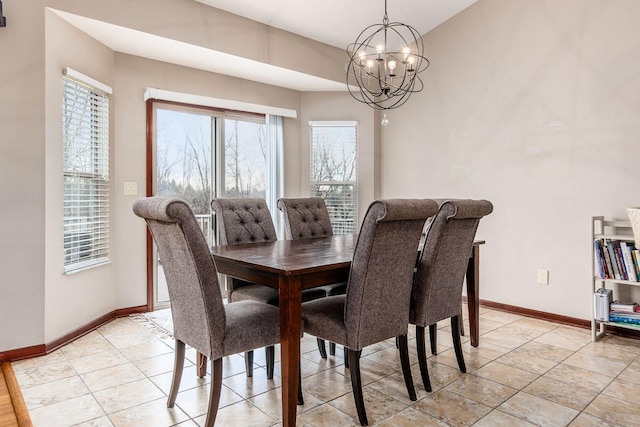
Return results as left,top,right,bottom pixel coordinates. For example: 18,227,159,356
592,216,640,341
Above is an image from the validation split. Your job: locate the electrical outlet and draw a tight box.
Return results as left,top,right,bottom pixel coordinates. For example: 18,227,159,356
537,269,549,285
123,181,138,196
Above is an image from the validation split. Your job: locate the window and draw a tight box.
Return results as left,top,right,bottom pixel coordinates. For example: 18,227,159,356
309,121,358,235
62,69,111,273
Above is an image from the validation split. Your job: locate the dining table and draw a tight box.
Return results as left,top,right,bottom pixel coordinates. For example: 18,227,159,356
211,234,484,427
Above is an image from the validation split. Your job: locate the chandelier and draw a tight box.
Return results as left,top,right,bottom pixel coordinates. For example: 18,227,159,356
346,0,429,112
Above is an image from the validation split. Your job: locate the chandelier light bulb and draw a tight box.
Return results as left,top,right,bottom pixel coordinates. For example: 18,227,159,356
376,44,385,54
402,47,411,60
388,60,396,70
381,113,389,126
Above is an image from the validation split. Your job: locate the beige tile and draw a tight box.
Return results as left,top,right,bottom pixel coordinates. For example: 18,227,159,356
249,388,324,419
477,318,508,335
562,351,627,377
445,374,518,407
544,363,613,392
329,387,408,425
150,364,210,395
81,363,146,392
67,349,130,375
517,340,574,363
579,340,640,364
174,383,243,419
499,391,579,427
74,416,115,426
367,370,431,405
61,332,117,360
301,369,352,401
523,376,599,411
585,394,640,426
568,412,620,427
132,352,179,377
413,389,491,426
619,359,640,383
21,375,89,409
431,347,492,372
296,401,360,426
481,329,531,350
28,394,105,427
373,406,448,427
496,348,558,375
423,358,466,391
601,377,640,405
480,310,523,324
11,350,67,371
212,400,277,426
473,361,538,389
534,330,589,352
117,338,174,361
473,410,537,426
93,378,165,413
108,397,190,427
461,340,511,360
15,360,77,388
223,367,281,398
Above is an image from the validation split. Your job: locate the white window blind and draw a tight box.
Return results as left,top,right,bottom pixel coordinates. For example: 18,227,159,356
309,121,358,235
63,73,110,273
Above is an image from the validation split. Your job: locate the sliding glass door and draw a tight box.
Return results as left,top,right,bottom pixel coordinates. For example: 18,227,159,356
148,102,280,309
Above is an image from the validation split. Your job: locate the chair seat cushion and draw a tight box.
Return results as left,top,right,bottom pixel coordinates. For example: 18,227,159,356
231,284,280,305
223,300,280,356
318,282,347,296
302,295,348,346
231,284,326,305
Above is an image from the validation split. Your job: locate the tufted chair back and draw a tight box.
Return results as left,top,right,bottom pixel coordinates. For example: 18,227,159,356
133,198,225,360
277,197,333,240
411,199,494,327
211,198,278,245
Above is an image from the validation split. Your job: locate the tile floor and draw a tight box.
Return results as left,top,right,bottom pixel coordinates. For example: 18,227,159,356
12,304,640,426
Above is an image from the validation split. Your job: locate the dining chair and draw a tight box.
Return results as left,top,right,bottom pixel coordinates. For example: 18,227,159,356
405,199,493,392
133,197,282,427
277,197,347,359
301,199,439,426
211,197,326,377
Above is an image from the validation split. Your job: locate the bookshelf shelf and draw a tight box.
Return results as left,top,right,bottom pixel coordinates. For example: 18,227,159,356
592,216,640,341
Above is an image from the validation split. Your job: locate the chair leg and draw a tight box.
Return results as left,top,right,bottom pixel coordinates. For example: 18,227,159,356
298,359,304,406
344,346,350,368
204,358,223,427
245,350,254,377
416,326,432,392
429,323,438,355
451,316,467,373
266,346,275,379
459,308,465,336
397,334,417,401
317,338,327,359
348,349,368,426
196,351,207,378
329,342,336,356
167,339,186,407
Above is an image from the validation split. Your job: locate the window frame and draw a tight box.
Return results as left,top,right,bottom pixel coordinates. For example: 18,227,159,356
62,69,111,274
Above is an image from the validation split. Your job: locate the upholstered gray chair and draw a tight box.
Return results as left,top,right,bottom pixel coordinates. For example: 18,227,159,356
211,198,325,377
302,199,439,426
277,197,347,358
133,198,282,427
405,199,493,392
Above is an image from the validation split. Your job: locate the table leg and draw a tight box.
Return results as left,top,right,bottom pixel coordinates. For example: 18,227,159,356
466,245,480,347
279,275,302,427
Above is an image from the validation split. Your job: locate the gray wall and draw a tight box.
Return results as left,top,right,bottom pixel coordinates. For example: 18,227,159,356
382,0,640,318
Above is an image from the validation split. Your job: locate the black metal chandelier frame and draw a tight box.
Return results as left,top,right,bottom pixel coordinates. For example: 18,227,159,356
346,0,429,110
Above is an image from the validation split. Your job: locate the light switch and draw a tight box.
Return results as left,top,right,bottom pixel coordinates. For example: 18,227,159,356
124,181,138,196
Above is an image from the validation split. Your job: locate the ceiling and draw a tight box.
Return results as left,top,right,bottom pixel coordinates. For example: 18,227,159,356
53,0,477,91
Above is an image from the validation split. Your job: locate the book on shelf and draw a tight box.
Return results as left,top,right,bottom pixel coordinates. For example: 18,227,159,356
609,314,640,326
621,242,638,282
610,301,638,313
595,238,639,281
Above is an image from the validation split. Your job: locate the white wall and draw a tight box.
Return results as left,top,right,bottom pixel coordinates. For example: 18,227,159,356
0,0,347,352
382,0,640,319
